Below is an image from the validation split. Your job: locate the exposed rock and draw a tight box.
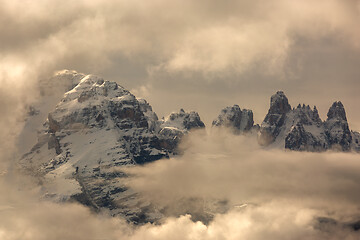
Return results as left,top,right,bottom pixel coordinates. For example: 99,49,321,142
212,105,254,134
325,102,352,151
47,133,62,155
20,72,206,224
351,131,360,152
259,91,359,152
268,91,291,115
161,109,205,131
259,91,291,145
285,123,323,151
327,101,347,121
157,109,205,153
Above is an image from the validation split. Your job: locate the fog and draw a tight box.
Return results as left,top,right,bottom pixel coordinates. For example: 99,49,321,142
2,130,360,239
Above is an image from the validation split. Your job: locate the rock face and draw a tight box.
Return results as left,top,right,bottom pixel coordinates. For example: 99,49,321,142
324,102,352,151
259,91,292,145
259,91,359,152
212,105,255,134
20,72,205,224
157,109,205,152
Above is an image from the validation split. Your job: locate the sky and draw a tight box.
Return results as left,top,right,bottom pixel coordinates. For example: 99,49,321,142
1,0,360,239
1,0,360,129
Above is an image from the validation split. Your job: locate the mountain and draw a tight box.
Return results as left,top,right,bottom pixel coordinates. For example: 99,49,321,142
20,71,205,224
212,91,360,152
19,72,360,225
212,105,259,134
258,91,360,151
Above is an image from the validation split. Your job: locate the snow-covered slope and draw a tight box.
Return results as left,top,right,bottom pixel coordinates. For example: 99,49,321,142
20,71,205,223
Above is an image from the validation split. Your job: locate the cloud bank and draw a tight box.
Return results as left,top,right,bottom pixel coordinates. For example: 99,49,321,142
2,130,360,239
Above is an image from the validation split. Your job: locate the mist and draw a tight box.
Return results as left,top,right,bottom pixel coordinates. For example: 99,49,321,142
1,130,360,239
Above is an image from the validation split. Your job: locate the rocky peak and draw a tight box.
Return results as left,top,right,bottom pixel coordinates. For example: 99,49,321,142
291,104,322,126
161,109,205,131
269,91,291,115
21,71,209,224
327,101,347,121
259,91,291,145
258,91,359,152
325,101,352,151
157,109,205,153
212,105,254,134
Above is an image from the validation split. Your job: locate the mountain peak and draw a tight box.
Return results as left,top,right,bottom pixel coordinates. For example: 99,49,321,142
269,91,291,115
327,101,347,121
212,105,254,134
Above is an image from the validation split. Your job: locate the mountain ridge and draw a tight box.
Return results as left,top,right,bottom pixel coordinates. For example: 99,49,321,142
20,71,206,224
19,71,360,225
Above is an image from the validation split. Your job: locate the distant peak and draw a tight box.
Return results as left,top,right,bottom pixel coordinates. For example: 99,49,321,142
212,105,254,133
269,90,291,114
327,101,347,121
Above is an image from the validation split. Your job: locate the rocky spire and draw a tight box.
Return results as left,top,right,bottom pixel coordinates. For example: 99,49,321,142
325,101,352,151
259,91,291,145
268,91,291,115
327,101,347,121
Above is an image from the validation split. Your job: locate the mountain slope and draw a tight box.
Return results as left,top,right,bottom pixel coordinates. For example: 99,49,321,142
20,71,205,223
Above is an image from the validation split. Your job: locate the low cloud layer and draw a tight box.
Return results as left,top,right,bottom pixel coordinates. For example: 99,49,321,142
126,130,360,215
2,130,360,239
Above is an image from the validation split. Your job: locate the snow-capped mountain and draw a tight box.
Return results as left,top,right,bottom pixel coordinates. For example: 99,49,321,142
20,71,205,223
19,71,360,225
212,91,360,152
259,91,360,151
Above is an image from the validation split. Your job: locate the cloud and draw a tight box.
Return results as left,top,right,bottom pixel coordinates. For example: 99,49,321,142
1,0,360,139
123,130,360,231
126,130,360,205
2,130,360,239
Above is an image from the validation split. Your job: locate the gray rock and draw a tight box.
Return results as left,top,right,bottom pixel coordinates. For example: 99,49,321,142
157,109,205,153
259,91,358,152
259,91,291,145
325,101,352,151
20,72,207,225
212,105,254,134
